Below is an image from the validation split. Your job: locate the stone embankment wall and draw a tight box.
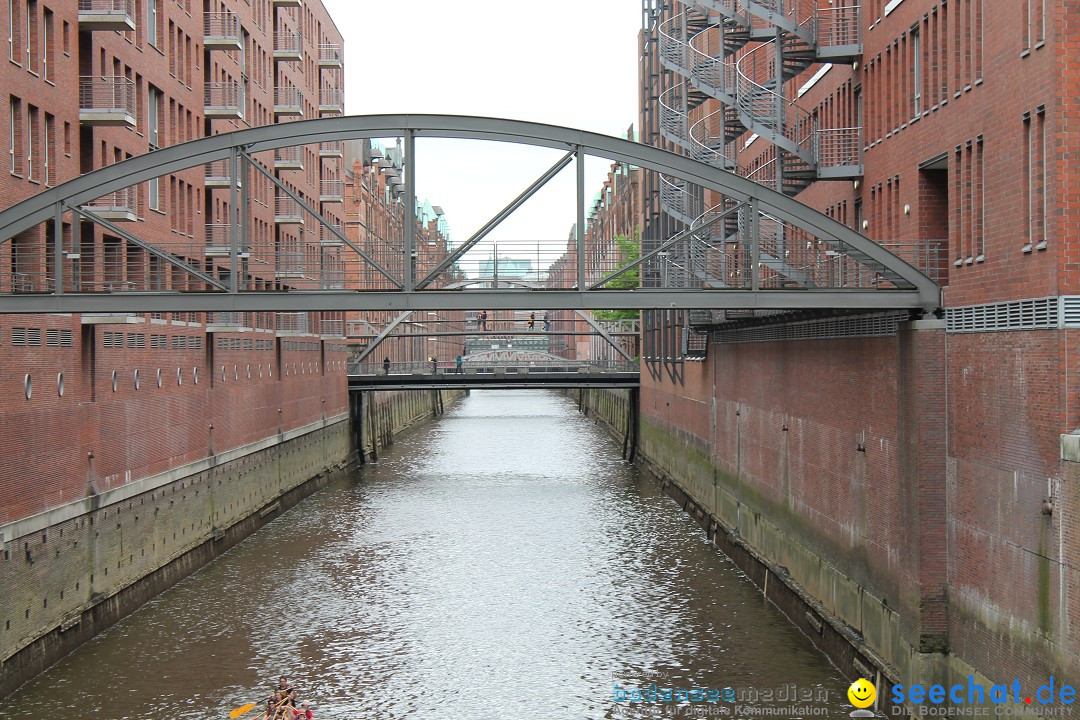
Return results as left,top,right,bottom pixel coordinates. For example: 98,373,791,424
0,389,460,698
577,317,1077,716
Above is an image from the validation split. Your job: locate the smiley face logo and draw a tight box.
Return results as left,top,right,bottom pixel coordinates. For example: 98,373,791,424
848,678,876,709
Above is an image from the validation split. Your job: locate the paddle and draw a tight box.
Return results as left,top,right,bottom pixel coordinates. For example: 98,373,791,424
229,702,259,719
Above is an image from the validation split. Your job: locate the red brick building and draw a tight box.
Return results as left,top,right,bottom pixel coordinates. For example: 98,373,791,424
0,0,355,693
636,0,1078,703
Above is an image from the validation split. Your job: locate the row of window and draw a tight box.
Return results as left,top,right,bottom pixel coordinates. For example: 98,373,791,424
6,0,63,81
8,96,59,186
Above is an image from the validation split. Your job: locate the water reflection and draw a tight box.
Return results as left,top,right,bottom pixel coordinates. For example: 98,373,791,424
2,391,848,719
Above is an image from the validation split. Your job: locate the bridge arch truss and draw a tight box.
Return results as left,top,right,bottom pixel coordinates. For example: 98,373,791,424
0,114,940,314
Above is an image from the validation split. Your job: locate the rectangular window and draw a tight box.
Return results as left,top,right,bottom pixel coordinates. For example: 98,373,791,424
148,87,160,209
147,0,157,47
9,95,21,175
42,7,50,81
1034,108,1046,249
43,111,51,185
912,27,921,117
8,0,19,63
25,0,35,71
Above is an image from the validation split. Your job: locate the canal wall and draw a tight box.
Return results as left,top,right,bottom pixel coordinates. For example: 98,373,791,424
0,386,458,698
577,317,1078,715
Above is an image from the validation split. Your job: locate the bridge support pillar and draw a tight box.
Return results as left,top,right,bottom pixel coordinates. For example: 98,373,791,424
897,318,948,655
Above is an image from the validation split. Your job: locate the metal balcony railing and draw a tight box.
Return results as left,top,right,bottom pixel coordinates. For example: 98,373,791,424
79,76,136,126
816,126,863,174
686,25,738,100
814,2,861,54
274,145,304,171
204,223,232,256
319,87,343,115
276,312,310,333
273,86,303,116
320,317,344,334
275,251,305,279
319,180,344,203
204,159,239,188
320,224,344,246
204,11,241,50
274,196,302,224
205,81,244,120
319,140,343,158
77,0,134,31
82,187,137,221
273,31,302,61
319,43,343,68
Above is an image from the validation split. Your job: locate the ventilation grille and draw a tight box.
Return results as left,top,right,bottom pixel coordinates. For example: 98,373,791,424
713,312,906,344
946,297,1063,333
12,327,42,346
45,329,73,347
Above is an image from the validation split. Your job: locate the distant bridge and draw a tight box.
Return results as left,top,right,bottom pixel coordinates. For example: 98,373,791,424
348,356,639,391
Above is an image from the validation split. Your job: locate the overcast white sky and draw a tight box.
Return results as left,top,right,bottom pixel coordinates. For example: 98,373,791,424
319,0,642,255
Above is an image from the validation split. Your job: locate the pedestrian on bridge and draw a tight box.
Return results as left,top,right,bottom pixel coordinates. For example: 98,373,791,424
383,356,391,375
528,312,536,330
455,354,463,373
431,355,438,374
543,312,550,331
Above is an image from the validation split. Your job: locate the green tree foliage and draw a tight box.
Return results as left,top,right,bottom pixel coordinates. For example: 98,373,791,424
594,231,641,322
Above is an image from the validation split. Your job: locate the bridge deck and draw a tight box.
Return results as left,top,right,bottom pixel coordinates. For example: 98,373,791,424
348,369,639,391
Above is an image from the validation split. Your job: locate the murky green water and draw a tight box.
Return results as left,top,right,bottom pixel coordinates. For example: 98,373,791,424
2,390,849,719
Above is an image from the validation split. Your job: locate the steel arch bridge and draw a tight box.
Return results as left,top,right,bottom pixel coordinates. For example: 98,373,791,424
0,114,940,314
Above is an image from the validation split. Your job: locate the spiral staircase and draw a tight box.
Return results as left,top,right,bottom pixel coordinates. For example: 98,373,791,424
646,0,863,325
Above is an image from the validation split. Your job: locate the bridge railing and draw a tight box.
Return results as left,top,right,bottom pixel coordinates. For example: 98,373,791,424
349,358,638,376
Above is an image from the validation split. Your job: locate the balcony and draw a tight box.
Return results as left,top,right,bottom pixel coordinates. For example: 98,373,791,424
205,81,244,120
273,30,302,62
272,0,301,7
319,179,344,203
319,140,343,158
273,86,303,117
83,187,137,222
318,87,343,116
78,0,134,31
204,224,232,257
319,43,342,69
275,253,305,280
204,12,242,51
79,76,136,127
319,317,345,334
320,223,344,247
204,159,240,188
276,312,310,333
274,196,302,224
274,145,304,171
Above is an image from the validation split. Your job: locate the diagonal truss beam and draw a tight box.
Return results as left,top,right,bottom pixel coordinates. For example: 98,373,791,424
415,150,575,290
242,150,403,289
71,205,229,291
588,201,745,290
575,310,635,363
353,311,413,364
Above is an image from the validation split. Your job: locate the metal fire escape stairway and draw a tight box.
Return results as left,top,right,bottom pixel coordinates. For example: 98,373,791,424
649,0,864,326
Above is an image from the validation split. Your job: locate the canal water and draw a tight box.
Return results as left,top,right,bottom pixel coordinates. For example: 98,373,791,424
2,391,850,720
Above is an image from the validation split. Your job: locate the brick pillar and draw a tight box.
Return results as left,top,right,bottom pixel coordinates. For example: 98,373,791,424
897,318,948,653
